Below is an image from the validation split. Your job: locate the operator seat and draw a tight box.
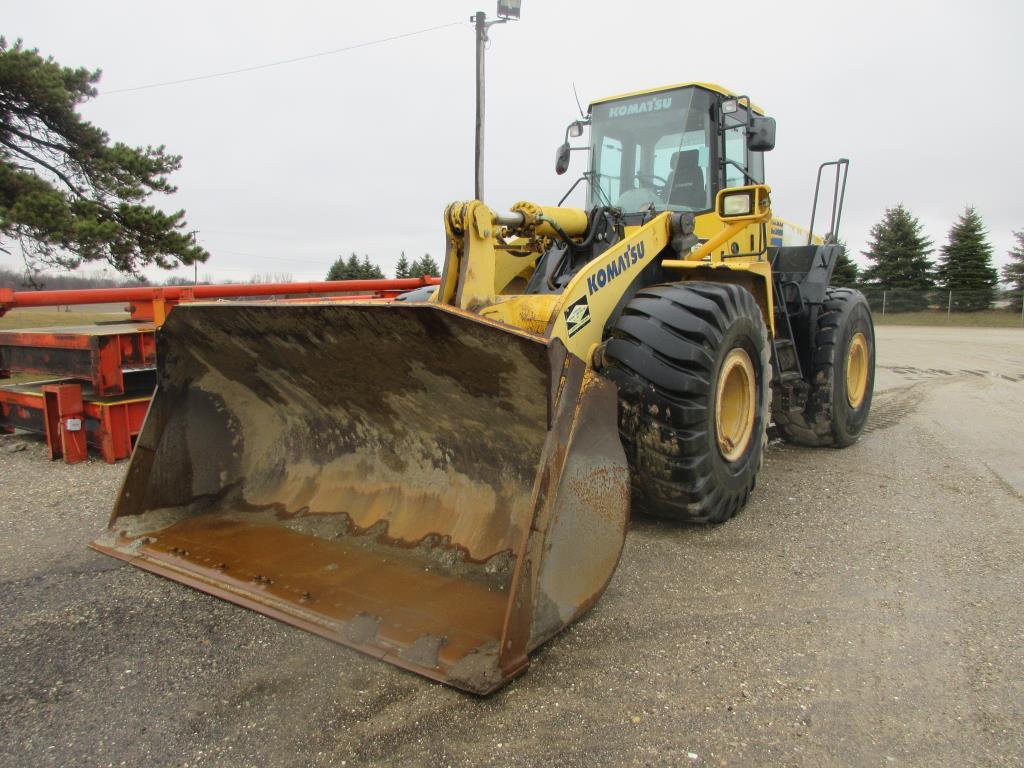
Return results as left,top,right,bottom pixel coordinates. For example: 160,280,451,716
667,150,707,210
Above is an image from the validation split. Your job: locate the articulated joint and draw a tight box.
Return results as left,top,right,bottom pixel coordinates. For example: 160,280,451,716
444,201,477,237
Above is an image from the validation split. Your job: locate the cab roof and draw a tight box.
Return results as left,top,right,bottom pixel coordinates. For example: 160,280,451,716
589,82,766,115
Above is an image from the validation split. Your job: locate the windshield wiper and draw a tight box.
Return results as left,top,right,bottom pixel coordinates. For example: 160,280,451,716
587,172,615,208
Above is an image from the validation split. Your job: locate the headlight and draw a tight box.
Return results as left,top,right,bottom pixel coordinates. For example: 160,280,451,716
721,192,753,216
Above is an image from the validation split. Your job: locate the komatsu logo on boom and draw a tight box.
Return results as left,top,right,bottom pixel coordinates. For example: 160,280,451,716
586,241,646,296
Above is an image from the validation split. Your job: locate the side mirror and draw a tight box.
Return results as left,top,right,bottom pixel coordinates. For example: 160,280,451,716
568,121,584,138
748,116,776,152
555,142,571,175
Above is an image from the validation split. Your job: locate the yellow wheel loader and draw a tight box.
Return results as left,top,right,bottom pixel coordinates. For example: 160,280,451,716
92,82,875,694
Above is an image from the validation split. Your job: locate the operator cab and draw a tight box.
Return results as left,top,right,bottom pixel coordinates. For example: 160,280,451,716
533,83,776,294
557,83,775,219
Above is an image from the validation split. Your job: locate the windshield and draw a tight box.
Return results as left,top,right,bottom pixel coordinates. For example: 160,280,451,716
588,86,714,214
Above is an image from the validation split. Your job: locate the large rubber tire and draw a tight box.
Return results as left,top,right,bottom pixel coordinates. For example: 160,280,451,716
774,287,875,447
599,282,771,524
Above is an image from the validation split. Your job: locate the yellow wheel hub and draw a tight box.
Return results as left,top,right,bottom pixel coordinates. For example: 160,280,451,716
715,348,756,462
846,332,869,408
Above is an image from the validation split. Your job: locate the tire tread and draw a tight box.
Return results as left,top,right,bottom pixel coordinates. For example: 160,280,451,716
774,287,873,447
601,282,770,524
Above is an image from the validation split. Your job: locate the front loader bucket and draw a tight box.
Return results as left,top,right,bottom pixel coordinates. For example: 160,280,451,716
91,301,629,694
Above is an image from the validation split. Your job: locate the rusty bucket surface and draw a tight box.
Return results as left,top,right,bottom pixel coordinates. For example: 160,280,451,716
91,301,629,694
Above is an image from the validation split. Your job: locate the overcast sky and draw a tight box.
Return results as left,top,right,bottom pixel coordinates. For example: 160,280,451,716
4,0,1023,283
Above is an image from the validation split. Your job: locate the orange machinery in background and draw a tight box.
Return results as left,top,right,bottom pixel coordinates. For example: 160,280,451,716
0,277,439,463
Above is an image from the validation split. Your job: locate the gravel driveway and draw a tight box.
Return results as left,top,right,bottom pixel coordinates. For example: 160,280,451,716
1,325,1022,767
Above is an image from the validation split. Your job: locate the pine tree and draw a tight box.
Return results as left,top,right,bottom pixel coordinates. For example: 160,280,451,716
360,254,384,279
326,252,363,281
346,253,361,276
409,253,440,278
395,251,410,279
0,39,207,275
831,240,859,285
327,252,385,281
860,204,933,311
934,207,998,311
1002,230,1024,311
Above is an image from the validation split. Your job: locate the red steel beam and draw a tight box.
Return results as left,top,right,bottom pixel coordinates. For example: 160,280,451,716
42,383,88,463
0,277,439,315
1,385,150,463
0,325,158,396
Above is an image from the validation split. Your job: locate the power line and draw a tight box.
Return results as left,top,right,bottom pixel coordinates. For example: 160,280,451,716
100,20,466,96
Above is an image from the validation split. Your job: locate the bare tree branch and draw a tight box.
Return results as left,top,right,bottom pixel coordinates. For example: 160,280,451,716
0,136,84,196
4,123,73,156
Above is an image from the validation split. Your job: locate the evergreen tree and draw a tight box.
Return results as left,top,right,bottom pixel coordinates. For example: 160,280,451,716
326,253,359,281
1002,230,1024,311
360,254,384,279
831,240,859,285
394,251,410,279
934,207,997,311
326,252,384,281
329,253,357,281
345,253,361,277
0,38,207,275
860,204,933,311
409,253,440,278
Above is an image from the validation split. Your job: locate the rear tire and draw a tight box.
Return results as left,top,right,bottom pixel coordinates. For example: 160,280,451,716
599,283,771,524
774,287,875,447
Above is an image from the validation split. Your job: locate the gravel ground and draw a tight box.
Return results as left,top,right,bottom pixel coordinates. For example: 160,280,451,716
1,325,1022,767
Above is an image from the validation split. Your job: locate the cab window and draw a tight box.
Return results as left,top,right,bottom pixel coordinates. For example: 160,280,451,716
723,121,748,189
588,86,714,213
722,106,766,188
594,136,623,205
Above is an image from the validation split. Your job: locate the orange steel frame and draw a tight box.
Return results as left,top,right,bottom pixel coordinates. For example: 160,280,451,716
0,277,440,463
0,382,149,464
0,277,439,324
0,325,156,397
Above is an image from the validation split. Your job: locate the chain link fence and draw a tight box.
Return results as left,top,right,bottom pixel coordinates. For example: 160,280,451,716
856,287,1024,326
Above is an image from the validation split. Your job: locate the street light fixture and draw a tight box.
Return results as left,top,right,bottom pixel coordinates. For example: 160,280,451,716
472,2,521,201
496,0,521,19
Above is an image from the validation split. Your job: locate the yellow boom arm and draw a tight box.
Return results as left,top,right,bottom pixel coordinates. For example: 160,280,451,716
434,185,775,362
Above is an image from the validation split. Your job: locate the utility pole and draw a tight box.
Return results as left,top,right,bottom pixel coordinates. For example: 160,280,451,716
473,2,521,202
474,11,486,202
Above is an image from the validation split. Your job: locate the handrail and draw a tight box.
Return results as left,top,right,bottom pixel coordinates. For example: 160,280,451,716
807,159,849,245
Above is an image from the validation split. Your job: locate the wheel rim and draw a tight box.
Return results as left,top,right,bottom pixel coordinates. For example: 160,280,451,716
846,332,869,408
715,347,756,462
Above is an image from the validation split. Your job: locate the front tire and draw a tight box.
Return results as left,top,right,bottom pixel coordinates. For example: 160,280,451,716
599,282,771,524
774,287,875,447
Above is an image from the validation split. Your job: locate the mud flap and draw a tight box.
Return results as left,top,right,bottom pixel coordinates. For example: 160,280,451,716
91,301,629,694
